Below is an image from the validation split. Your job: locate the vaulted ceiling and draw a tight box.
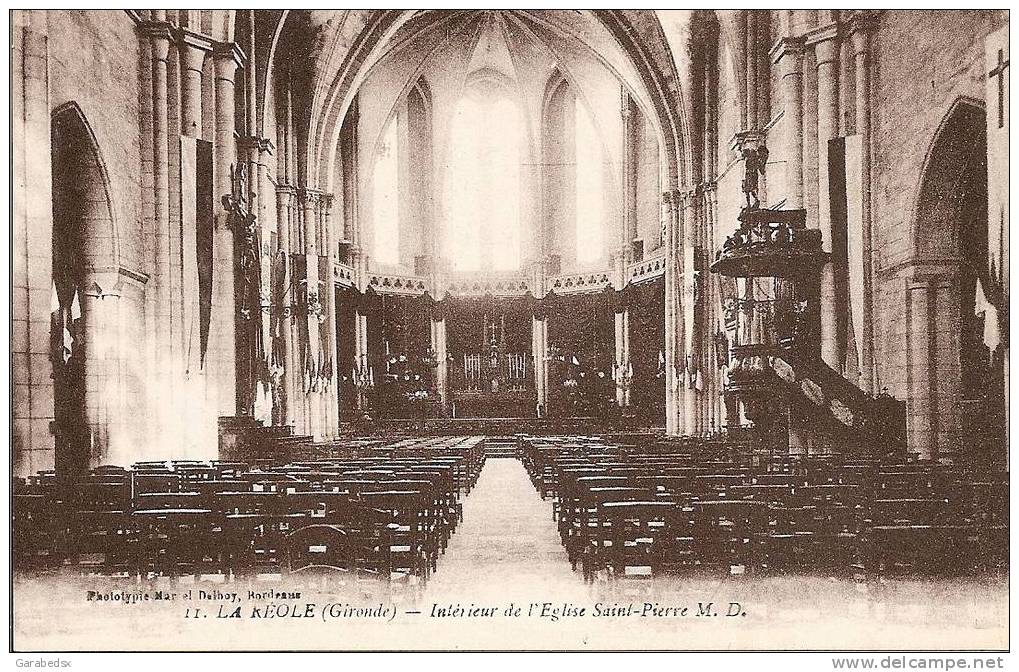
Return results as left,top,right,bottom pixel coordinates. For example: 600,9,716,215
262,9,720,190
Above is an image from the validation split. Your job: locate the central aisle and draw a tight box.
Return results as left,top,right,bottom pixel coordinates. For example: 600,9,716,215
424,457,584,600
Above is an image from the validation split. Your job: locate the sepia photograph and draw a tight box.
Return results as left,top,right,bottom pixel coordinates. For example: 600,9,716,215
8,7,1011,658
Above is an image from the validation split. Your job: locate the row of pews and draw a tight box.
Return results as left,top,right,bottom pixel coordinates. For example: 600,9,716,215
13,436,485,589
520,435,1008,581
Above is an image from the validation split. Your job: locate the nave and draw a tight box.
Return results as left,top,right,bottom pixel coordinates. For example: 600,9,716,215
13,434,1008,651
422,457,579,600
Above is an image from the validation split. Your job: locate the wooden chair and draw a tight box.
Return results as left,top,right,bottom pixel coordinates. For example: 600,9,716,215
285,524,359,576
13,493,62,572
689,499,766,574
359,490,431,585
131,507,216,581
589,500,676,582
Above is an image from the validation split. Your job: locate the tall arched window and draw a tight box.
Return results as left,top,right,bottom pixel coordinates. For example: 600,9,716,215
574,100,604,264
443,89,522,271
373,115,399,265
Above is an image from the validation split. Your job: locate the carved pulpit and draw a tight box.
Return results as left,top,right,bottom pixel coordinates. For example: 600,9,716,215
712,159,904,458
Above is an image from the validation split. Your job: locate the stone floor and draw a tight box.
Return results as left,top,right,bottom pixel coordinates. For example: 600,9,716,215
12,458,1008,651
422,457,583,602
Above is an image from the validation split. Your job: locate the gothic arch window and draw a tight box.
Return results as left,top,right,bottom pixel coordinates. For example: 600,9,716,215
442,87,522,272
372,114,400,266
542,77,574,266
406,83,432,268
574,98,605,264
542,74,608,268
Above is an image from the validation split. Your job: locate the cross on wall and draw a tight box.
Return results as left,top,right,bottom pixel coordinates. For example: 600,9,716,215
990,48,1009,129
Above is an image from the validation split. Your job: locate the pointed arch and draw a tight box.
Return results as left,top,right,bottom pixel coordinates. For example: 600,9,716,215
905,96,996,463
50,101,121,474
911,97,987,261
51,101,120,274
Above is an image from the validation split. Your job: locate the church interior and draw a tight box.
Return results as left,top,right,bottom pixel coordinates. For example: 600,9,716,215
10,9,1010,648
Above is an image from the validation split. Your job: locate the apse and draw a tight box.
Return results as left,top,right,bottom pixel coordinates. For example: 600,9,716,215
352,9,661,278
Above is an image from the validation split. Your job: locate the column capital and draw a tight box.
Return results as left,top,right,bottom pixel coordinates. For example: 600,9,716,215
177,27,214,53
770,35,806,65
299,187,330,208
847,10,879,33
813,36,839,66
137,20,172,43
213,40,245,71
177,29,213,70
849,13,877,55
804,22,839,48
238,135,275,155
668,188,697,212
139,21,172,61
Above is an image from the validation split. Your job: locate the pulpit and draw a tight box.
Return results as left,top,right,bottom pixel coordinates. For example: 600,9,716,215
711,205,905,458
712,206,824,457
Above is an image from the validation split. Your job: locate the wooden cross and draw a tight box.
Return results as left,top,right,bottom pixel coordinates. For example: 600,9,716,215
991,49,1009,129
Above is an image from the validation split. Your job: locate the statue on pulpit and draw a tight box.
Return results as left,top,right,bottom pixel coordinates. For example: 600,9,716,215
741,145,769,210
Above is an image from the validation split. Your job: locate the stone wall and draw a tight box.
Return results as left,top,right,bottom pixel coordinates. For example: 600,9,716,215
869,10,1006,398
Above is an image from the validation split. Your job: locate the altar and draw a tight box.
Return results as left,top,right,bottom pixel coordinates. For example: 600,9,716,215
446,304,535,418
451,390,535,418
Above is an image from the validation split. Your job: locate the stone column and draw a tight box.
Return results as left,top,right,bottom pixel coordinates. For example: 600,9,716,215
621,93,637,255
244,10,257,144
81,273,129,467
178,31,210,457
679,196,696,436
322,194,339,438
531,313,547,417
146,21,174,451
621,308,631,408
211,42,243,418
253,139,275,423
302,189,322,438
355,308,370,412
698,189,711,434
663,191,679,434
275,185,298,427
851,17,875,393
349,241,367,416
708,185,723,433
906,278,933,460
814,28,840,370
931,278,960,463
745,11,759,130
660,192,676,436
178,31,207,139
430,317,447,414
13,10,55,476
614,309,626,408
772,37,805,208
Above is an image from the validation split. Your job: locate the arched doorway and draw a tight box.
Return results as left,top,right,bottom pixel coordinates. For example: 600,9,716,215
50,103,116,474
910,100,1002,464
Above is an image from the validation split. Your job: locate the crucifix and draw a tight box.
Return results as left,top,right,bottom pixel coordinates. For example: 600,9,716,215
991,48,1009,129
